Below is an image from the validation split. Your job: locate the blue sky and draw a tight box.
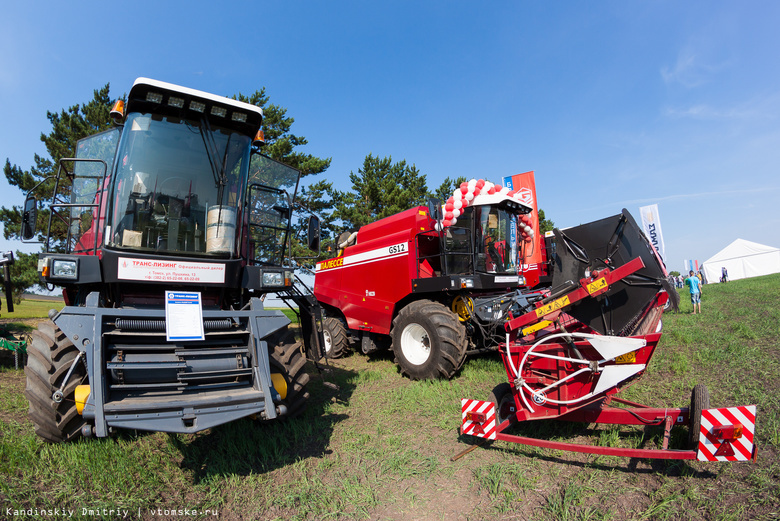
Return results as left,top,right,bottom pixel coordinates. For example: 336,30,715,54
2,1,779,273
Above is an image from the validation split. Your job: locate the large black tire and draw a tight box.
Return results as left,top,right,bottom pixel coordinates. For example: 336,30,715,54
322,317,349,359
689,383,710,449
489,382,517,426
23,321,87,443
391,300,467,380
267,328,310,419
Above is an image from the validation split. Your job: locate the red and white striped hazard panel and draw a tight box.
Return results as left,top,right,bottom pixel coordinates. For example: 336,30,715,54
461,399,497,440
697,405,757,462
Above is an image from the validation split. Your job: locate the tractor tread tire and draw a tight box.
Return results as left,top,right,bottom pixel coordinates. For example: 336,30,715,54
322,317,349,359
23,321,86,443
391,300,467,380
268,328,310,419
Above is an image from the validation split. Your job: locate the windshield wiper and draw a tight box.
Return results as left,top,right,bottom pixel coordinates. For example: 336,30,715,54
198,117,226,188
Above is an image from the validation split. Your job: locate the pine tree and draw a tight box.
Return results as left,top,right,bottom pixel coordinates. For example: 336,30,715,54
332,154,429,231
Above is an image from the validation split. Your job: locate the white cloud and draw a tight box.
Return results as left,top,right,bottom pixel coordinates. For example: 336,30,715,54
661,44,731,88
663,91,780,121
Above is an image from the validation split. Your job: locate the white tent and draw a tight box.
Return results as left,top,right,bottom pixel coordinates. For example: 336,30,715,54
701,239,780,283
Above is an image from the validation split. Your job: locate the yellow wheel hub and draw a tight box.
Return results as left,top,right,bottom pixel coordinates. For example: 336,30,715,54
451,295,474,322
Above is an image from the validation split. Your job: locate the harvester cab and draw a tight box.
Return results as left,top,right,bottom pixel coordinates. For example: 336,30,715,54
314,179,549,380
21,78,323,442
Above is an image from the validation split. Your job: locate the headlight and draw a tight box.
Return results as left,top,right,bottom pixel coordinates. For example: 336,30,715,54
262,272,284,286
52,260,77,279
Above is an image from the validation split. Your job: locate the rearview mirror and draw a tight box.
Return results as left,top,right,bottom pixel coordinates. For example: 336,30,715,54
427,197,441,220
21,195,37,240
307,215,321,253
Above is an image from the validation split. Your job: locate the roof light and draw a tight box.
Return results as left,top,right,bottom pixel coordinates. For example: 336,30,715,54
146,92,163,103
211,106,227,117
110,100,125,124
253,129,265,147
190,101,205,113
168,96,184,108
232,112,247,123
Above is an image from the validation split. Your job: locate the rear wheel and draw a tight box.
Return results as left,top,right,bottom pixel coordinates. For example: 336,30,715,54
689,383,710,449
24,321,87,443
267,328,310,419
391,300,467,380
322,317,349,359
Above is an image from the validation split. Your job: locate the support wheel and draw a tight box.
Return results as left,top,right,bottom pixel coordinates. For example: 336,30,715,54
268,328,310,419
689,383,710,449
322,317,349,359
24,321,87,443
489,382,517,426
391,300,467,380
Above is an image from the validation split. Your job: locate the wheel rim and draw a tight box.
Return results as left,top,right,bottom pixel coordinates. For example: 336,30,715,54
400,323,431,365
497,393,516,425
322,329,333,354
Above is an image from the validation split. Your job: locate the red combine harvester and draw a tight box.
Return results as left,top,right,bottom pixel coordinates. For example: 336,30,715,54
460,211,758,461
314,179,548,380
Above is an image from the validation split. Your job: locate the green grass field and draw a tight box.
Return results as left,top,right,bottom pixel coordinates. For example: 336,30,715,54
1,276,778,520
1,296,65,321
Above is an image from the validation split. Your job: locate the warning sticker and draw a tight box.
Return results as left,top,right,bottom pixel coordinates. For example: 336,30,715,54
535,295,570,318
587,277,608,294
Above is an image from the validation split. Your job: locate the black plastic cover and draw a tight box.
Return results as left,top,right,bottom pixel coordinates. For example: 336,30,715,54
548,209,670,336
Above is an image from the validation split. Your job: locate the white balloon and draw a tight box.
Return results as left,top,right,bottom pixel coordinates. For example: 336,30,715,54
465,193,474,201
453,199,463,209
452,208,461,218
500,186,510,194
450,217,458,226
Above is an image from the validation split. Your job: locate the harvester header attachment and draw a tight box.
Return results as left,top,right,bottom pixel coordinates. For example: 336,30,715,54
459,209,757,462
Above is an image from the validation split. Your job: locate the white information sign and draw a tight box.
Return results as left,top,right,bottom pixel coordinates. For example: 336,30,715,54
118,258,226,283
165,291,205,341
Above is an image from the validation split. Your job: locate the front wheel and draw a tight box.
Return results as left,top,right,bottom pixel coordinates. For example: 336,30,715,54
24,321,87,443
391,300,467,380
267,328,310,419
322,317,349,359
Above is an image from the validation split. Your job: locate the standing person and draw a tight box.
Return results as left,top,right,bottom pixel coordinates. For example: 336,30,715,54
721,266,728,283
686,270,702,314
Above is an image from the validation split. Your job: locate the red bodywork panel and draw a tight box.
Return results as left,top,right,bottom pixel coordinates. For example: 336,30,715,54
314,207,434,335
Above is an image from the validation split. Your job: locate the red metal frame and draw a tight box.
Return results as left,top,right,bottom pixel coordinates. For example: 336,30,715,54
478,396,697,460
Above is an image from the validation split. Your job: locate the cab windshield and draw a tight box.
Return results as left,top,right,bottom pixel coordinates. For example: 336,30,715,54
107,112,251,257
475,205,518,274
444,204,519,275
